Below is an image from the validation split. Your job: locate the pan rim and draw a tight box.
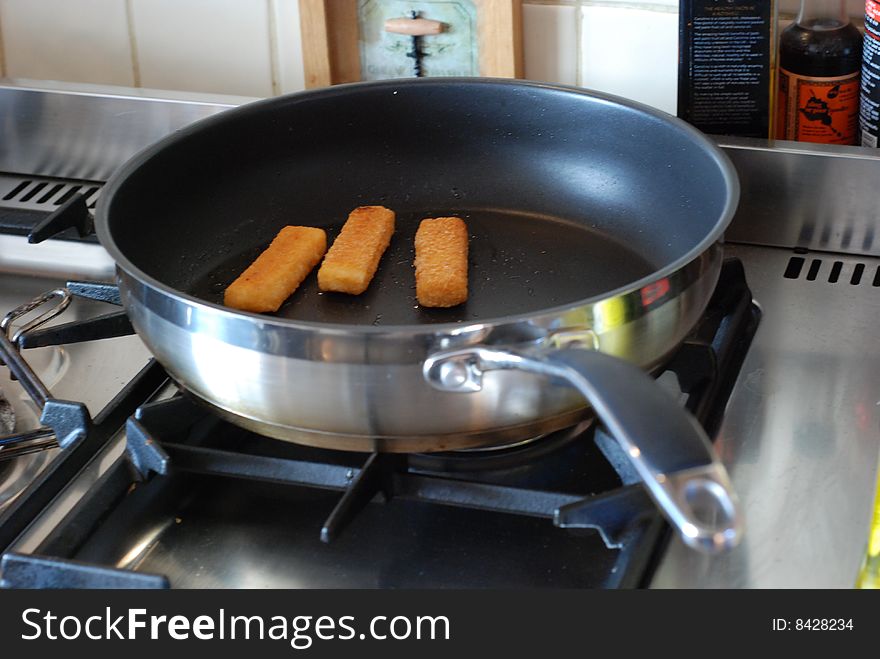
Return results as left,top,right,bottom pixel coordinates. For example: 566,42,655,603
95,78,739,335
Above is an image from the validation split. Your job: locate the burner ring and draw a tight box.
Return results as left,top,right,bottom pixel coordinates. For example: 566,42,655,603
0,389,13,481
0,388,14,435
408,418,595,474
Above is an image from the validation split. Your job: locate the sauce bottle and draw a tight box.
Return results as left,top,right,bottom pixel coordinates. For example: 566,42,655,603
860,1,880,147
777,0,862,144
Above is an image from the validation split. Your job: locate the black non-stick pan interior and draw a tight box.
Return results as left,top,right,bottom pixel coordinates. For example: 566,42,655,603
186,207,655,326
100,80,734,327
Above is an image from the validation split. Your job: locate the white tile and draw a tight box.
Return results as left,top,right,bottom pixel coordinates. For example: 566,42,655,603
523,3,577,86
580,6,678,115
847,0,866,17
272,0,305,94
130,0,274,97
779,0,866,18
0,0,134,86
583,0,677,7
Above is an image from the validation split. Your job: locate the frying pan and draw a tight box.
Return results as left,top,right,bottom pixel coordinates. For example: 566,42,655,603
96,79,741,552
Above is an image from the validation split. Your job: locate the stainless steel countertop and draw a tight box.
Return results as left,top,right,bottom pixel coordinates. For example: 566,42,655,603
654,244,880,587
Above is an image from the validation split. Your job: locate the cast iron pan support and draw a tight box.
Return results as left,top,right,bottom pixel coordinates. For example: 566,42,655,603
125,396,404,544
0,194,134,460
0,282,134,458
20,195,132,348
0,289,89,453
424,344,744,554
27,192,93,244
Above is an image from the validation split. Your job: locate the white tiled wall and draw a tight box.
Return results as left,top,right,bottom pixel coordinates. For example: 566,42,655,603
0,0,135,86
579,3,679,115
129,0,275,97
0,0,306,96
522,3,577,86
779,0,866,16
0,1,872,110
272,0,305,93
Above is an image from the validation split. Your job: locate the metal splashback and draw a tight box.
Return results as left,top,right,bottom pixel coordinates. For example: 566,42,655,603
0,81,256,181
2,82,880,257
721,137,880,257
0,82,256,279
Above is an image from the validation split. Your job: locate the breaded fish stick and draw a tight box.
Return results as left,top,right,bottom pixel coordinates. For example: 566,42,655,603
224,226,326,313
318,206,395,295
414,216,469,308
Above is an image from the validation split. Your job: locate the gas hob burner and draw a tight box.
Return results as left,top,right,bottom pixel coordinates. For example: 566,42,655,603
0,259,758,589
0,389,13,435
0,384,54,512
0,344,70,504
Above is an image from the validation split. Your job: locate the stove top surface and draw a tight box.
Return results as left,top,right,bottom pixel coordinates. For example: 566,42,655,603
1,84,878,589
3,257,753,589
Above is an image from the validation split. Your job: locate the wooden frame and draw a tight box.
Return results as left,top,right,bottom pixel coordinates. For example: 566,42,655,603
299,0,523,88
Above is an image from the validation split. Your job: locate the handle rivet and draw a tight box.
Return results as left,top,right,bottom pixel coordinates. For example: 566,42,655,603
438,359,470,388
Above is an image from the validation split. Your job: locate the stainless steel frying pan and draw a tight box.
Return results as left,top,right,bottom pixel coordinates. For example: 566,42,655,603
96,79,742,552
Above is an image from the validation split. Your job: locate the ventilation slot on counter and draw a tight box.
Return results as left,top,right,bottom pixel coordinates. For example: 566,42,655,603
783,256,805,279
827,261,843,283
850,263,865,286
0,176,102,211
18,181,47,202
784,255,877,287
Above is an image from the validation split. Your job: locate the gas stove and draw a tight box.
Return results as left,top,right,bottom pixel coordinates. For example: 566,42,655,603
0,83,878,588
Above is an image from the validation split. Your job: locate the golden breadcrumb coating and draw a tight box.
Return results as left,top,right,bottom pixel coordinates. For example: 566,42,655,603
224,225,326,313
414,216,468,308
317,206,395,295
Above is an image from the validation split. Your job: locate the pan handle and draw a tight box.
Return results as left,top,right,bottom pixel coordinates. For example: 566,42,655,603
423,345,743,553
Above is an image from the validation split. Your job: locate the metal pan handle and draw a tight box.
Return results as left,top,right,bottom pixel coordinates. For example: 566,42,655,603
423,345,743,553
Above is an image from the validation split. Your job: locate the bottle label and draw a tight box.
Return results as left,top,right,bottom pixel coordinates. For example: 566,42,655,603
678,1,773,138
777,69,860,144
860,0,880,147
